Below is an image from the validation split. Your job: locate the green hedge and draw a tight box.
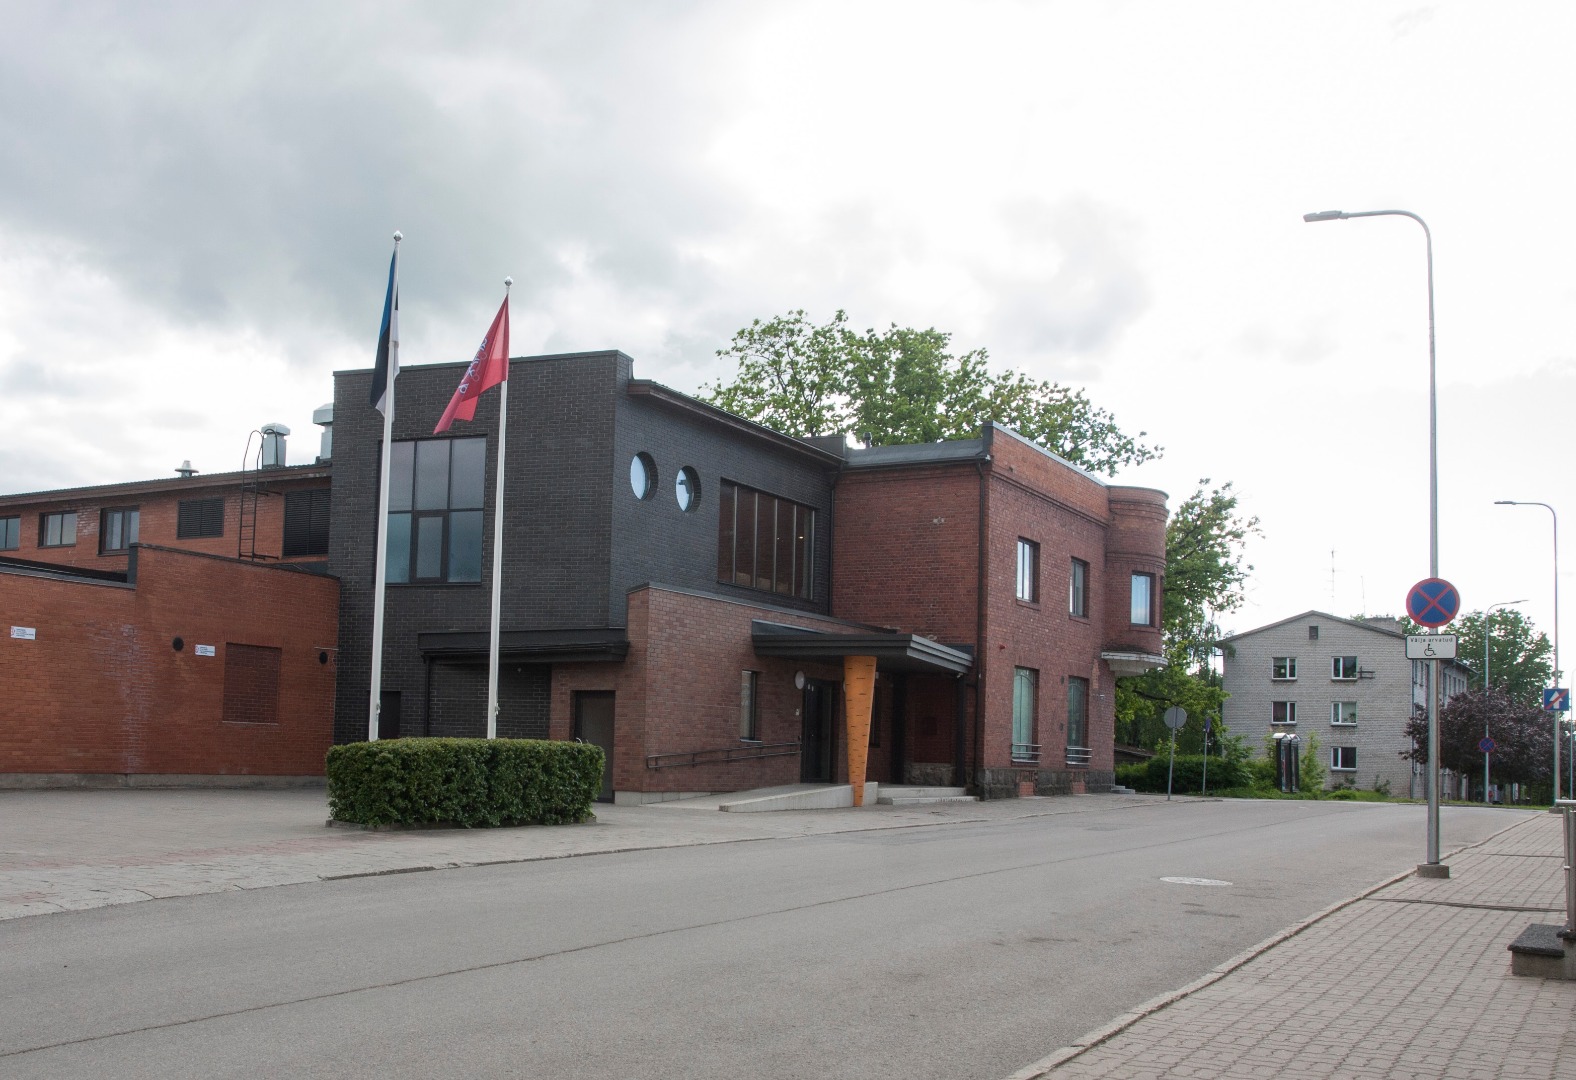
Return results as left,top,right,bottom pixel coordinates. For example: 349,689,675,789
326,738,604,827
1117,754,1250,794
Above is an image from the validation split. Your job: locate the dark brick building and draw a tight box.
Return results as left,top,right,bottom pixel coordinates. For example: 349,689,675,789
331,351,1167,801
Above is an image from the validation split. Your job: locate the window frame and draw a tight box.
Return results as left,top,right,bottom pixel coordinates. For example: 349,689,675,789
1272,656,1298,680
39,511,77,548
1331,746,1358,772
385,436,488,585
1067,676,1090,767
1130,571,1156,626
99,507,140,555
740,670,759,742
1069,557,1089,617
1331,701,1358,726
283,489,331,558
1332,655,1359,681
1011,667,1038,762
0,515,19,551
715,479,815,601
1271,700,1297,725
1015,539,1040,603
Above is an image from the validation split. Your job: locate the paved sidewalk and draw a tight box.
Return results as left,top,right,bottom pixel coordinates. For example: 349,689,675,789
1010,812,1576,1080
0,786,1156,921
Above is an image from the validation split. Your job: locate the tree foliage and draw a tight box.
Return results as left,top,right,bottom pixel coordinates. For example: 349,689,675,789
1401,686,1551,787
700,309,1160,476
1115,480,1261,750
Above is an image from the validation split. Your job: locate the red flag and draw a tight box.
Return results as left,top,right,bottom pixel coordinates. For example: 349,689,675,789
434,295,510,433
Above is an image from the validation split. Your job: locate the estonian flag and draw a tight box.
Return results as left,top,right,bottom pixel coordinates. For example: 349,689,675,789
370,243,400,415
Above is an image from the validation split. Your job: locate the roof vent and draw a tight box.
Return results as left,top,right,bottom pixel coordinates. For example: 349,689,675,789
260,423,290,469
312,403,333,462
175,460,199,478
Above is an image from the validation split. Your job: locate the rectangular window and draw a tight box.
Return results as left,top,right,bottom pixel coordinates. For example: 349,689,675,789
1272,656,1297,680
1012,668,1037,761
1015,539,1039,602
740,670,759,741
1271,700,1297,725
0,516,19,550
386,437,487,584
222,644,281,725
1331,746,1357,771
1331,701,1357,726
1067,676,1090,767
1069,558,1088,617
99,508,140,554
715,480,815,600
40,511,76,548
283,489,331,557
1308,625,1320,640
177,497,225,539
1332,655,1359,680
1130,572,1155,626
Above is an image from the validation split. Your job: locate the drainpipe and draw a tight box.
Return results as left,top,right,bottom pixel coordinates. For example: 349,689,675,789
970,452,991,793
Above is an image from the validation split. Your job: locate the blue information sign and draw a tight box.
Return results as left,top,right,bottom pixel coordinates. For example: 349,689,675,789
1545,688,1569,713
1406,578,1461,629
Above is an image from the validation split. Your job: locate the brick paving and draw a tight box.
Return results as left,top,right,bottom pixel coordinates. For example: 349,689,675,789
1012,813,1576,1080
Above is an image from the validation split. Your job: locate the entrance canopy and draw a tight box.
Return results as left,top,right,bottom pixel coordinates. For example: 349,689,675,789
749,620,973,675
417,627,629,665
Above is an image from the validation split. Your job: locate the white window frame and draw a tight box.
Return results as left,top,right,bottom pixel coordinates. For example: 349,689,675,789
1332,655,1359,680
1015,539,1039,603
1331,701,1357,726
1331,746,1357,771
1069,558,1089,617
1271,700,1297,725
1272,656,1297,681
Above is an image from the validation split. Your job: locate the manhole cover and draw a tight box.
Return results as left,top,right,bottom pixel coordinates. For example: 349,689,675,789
1160,876,1233,887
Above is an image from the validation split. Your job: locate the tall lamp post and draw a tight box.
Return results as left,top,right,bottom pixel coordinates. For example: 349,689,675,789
1483,600,1527,804
1495,500,1562,804
1303,208,1445,872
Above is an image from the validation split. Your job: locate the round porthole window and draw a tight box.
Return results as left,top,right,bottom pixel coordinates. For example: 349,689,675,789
675,466,700,512
630,453,656,500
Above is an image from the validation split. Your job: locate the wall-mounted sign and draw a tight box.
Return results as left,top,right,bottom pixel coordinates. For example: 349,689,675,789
10,626,36,640
195,644,216,657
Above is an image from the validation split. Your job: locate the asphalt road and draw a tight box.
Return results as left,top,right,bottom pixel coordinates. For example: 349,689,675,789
0,798,1525,1079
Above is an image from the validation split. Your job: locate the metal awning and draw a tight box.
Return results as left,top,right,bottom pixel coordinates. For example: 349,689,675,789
750,620,973,675
417,627,629,665
1100,649,1168,677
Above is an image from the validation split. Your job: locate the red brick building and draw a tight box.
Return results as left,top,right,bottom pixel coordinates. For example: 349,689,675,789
0,450,340,785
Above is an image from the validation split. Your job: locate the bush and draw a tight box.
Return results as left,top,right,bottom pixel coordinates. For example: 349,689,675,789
326,738,604,827
1119,754,1250,794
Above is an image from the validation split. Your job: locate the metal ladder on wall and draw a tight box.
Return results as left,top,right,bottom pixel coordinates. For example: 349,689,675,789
237,432,276,561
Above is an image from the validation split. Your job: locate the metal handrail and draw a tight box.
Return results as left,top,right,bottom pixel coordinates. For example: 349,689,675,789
1066,745,1092,768
1011,742,1040,763
645,740,801,770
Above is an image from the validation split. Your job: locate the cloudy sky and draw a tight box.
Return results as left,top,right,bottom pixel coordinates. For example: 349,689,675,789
2,1,1571,648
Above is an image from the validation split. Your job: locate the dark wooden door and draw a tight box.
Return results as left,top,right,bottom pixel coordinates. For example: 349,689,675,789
801,680,836,783
574,691,615,802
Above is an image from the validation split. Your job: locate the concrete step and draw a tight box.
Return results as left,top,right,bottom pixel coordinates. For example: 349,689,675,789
876,785,977,806
1109,785,1137,795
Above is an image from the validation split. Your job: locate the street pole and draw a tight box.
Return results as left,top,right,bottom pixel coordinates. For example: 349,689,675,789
1304,208,1444,869
1495,500,1562,805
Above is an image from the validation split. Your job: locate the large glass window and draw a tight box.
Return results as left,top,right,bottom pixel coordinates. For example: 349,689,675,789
1272,656,1297,680
1015,539,1039,602
1332,655,1359,680
100,508,139,554
386,437,487,584
0,515,18,551
716,480,815,600
1130,572,1155,626
1012,668,1037,761
1067,676,1090,766
1069,558,1089,617
40,511,76,548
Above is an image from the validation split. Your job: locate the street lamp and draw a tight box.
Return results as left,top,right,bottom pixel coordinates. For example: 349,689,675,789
1484,600,1527,805
1495,499,1562,803
1304,207,1445,873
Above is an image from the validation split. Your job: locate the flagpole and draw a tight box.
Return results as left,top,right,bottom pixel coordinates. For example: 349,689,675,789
486,278,512,739
368,231,401,741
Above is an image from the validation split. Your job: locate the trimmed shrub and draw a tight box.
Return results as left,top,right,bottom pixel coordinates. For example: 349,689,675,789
1122,753,1250,794
326,738,604,827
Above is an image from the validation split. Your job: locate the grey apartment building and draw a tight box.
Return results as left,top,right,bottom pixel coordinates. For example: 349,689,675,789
1222,610,1471,795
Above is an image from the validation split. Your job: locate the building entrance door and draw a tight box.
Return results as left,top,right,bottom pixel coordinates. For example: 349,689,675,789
573,691,615,802
801,680,837,783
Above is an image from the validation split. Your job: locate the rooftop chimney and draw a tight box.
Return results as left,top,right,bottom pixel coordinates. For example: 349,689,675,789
175,460,199,478
260,423,290,469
